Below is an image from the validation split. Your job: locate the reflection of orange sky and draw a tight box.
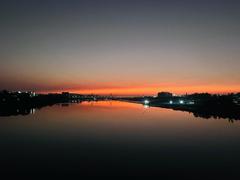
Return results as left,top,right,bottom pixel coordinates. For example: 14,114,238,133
38,84,240,96
39,100,189,124
3,100,240,142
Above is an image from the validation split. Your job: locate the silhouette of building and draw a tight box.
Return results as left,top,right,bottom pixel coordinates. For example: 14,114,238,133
158,92,173,98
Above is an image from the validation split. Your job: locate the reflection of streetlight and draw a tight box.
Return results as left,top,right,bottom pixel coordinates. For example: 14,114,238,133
144,99,150,104
144,104,149,109
30,108,36,114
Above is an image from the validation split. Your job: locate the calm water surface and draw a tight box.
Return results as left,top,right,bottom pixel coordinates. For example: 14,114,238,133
0,101,240,177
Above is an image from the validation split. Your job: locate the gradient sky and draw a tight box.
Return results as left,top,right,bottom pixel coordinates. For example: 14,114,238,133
1,0,240,95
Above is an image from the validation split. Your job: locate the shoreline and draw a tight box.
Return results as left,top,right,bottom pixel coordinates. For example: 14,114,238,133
117,99,240,121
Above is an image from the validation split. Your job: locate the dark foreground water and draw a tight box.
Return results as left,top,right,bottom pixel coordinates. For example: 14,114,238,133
0,101,240,178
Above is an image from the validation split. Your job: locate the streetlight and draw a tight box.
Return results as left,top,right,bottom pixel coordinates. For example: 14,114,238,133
144,99,150,104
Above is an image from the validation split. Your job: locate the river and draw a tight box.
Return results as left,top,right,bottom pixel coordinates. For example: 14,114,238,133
0,100,239,177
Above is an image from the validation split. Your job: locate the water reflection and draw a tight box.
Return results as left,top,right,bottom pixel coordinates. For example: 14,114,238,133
0,100,239,122
0,107,36,116
143,104,150,109
0,101,240,176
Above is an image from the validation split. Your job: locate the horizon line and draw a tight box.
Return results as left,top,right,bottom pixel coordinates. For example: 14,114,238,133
1,89,239,97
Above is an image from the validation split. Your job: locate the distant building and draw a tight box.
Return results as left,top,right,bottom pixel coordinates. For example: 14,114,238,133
70,93,84,99
233,93,240,105
62,92,70,95
158,92,173,98
29,91,36,97
62,92,70,97
62,92,84,99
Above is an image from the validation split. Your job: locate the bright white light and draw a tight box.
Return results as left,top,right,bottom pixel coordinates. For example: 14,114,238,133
179,100,184,104
144,99,150,104
169,100,173,104
30,108,36,114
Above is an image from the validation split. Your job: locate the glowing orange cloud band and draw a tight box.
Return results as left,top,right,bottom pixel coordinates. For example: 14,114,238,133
38,84,240,96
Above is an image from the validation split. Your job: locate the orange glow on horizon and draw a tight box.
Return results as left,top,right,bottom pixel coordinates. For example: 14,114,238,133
37,84,240,96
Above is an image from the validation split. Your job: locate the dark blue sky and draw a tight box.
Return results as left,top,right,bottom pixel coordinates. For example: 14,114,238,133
1,0,240,94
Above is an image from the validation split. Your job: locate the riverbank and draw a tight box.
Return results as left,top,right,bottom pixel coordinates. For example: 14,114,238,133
118,99,240,121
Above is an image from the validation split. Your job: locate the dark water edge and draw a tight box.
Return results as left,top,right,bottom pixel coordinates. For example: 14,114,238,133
1,100,240,123
0,101,82,117
151,103,240,122
122,100,240,122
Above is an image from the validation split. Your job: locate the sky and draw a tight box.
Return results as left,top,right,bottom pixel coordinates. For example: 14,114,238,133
1,0,240,96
